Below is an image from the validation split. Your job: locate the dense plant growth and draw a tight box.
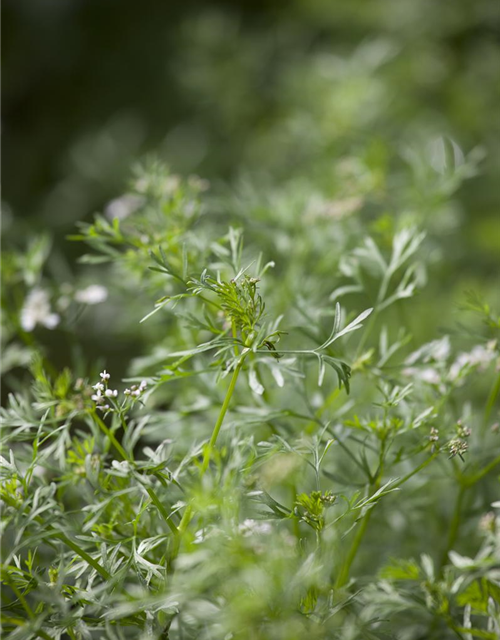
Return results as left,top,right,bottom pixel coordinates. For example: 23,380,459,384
2,2,500,638
2,162,500,638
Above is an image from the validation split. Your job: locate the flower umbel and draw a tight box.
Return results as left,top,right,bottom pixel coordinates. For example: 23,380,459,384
20,289,60,332
448,439,468,461
90,371,148,414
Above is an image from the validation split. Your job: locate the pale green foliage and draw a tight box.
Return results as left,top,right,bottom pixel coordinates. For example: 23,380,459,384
2,160,499,639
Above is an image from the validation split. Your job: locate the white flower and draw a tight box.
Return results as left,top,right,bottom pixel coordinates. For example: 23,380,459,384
75,285,108,305
20,289,60,332
238,519,272,537
91,390,104,403
100,370,110,381
469,345,496,367
105,194,144,220
127,383,145,398
449,344,496,381
105,389,118,398
97,404,110,411
403,366,440,385
93,382,104,391
420,368,440,384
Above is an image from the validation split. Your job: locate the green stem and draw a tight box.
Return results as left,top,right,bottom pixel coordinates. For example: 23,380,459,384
231,320,240,358
336,449,439,588
335,506,374,588
391,450,440,490
144,487,178,535
169,352,246,584
178,504,194,534
67,627,78,640
117,410,136,461
52,532,111,580
329,433,368,476
5,575,35,620
437,451,500,575
20,506,111,581
439,485,466,573
92,411,131,462
438,450,500,573
305,388,340,435
5,576,53,639
93,410,178,534
170,504,194,563
336,438,388,587
484,371,500,427
9,498,112,582
1,616,27,627
467,452,500,485
201,356,246,474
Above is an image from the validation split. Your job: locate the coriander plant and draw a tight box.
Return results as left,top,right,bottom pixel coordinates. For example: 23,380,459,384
2,160,500,640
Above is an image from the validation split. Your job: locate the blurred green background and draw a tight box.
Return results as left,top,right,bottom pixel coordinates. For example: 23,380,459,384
3,0,500,392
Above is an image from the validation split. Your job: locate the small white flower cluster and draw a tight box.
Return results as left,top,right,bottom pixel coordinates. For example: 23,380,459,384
448,419,472,460
57,283,108,312
406,336,451,365
91,370,118,412
238,519,272,537
429,427,439,443
403,336,451,387
449,342,497,382
403,366,441,385
90,371,149,412
403,337,498,389
75,284,108,305
429,427,439,452
124,380,148,398
456,419,472,439
448,438,468,460
20,289,60,332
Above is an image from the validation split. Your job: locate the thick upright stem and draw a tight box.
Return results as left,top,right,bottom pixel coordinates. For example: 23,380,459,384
335,505,374,588
201,356,245,474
